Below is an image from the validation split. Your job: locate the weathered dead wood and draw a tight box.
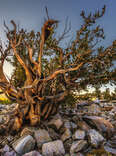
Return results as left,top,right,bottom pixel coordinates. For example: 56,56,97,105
38,19,58,77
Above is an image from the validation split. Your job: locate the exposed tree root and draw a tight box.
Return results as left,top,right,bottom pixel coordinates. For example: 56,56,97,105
0,100,59,135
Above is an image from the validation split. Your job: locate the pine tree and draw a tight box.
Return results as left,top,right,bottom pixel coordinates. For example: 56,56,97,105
0,6,116,133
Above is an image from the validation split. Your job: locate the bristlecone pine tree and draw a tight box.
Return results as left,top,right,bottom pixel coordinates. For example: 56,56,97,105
0,6,116,134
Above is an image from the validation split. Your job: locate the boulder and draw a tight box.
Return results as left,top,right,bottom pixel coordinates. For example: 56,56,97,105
22,150,42,156
71,153,84,156
12,135,35,155
61,128,72,142
42,140,65,156
72,130,85,140
70,140,87,154
64,121,71,129
87,104,101,115
34,129,52,148
64,138,73,153
48,118,63,130
0,115,4,124
48,128,60,140
88,129,105,148
64,121,77,130
4,151,16,156
3,145,10,152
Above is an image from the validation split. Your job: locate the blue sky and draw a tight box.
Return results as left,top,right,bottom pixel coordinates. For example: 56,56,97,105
1,0,116,91
0,0,116,44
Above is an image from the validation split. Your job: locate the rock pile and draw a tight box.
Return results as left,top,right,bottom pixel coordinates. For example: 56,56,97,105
0,101,116,155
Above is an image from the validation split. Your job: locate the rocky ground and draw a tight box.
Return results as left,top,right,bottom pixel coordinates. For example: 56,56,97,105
0,101,116,156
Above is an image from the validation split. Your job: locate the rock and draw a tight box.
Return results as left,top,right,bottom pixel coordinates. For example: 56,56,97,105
0,115,4,124
83,115,114,138
93,99,100,104
20,127,35,137
72,130,85,140
70,140,87,154
72,116,80,123
103,135,116,155
3,145,10,152
6,103,16,110
65,154,70,156
0,104,6,110
42,140,65,156
64,121,77,130
48,128,60,140
101,154,108,156
70,153,84,156
87,104,101,115
75,153,84,156
4,151,16,156
34,129,52,148
88,129,105,148
22,150,42,156
48,117,63,130
61,128,72,142
77,101,89,108
6,135,14,142
71,153,84,156
12,135,35,155
64,121,72,129
64,138,73,153
71,122,77,129
77,120,90,131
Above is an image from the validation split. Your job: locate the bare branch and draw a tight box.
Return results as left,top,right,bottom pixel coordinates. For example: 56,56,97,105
44,91,67,101
57,18,71,44
45,7,49,20
45,62,84,82
11,43,32,84
4,21,10,33
38,19,58,77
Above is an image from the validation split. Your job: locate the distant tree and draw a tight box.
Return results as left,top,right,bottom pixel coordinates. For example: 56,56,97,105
103,88,111,100
113,88,116,96
110,88,116,100
94,86,101,99
0,6,116,133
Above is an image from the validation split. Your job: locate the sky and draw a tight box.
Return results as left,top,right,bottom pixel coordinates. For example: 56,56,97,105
0,0,116,91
